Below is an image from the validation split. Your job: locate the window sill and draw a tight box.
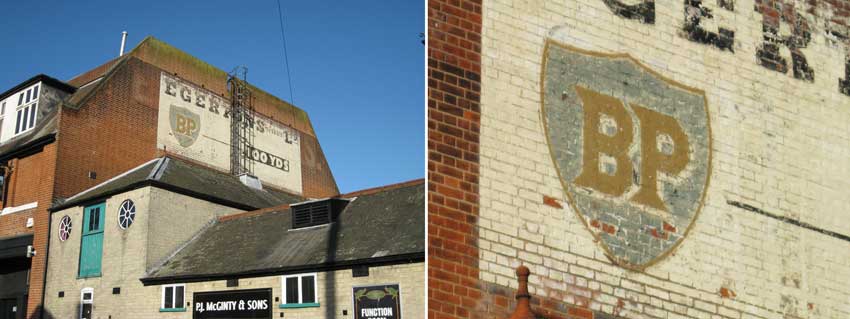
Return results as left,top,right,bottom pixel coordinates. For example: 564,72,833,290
77,273,101,279
160,308,186,312
279,302,320,309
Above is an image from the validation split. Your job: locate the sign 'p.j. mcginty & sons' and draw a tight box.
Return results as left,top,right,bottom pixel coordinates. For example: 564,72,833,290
193,288,272,319
354,284,401,319
157,72,303,194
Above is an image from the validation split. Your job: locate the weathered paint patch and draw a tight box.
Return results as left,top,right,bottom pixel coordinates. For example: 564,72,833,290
541,41,711,270
682,0,736,51
601,0,654,24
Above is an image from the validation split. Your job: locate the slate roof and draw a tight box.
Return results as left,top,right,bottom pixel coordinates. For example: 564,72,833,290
51,156,303,212
140,179,424,285
0,103,59,161
0,74,75,102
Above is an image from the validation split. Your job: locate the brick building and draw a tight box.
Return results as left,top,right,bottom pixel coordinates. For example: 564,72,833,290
41,157,423,319
0,36,338,319
429,1,850,319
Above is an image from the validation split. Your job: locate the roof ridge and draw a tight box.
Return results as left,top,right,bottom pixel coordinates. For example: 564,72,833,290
339,178,424,198
60,157,161,204
152,157,170,180
218,204,291,223
146,157,167,180
62,55,132,110
157,152,304,198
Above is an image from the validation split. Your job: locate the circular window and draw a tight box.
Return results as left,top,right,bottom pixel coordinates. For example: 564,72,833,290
59,215,72,241
118,199,136,229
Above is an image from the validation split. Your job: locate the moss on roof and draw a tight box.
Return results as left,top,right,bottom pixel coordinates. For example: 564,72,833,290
142,181,425,284
131,36,228,79
52,156,304,212
129,36,311,128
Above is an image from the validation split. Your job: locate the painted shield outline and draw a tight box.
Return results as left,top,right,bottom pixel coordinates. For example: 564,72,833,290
169,104,201,147
540,39,712,271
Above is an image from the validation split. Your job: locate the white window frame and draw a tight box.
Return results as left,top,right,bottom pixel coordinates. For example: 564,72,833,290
0,101,5,141
80,287,94,303
160,284,185,309
14,84,39,136
80,287,93,319
281,273,318,305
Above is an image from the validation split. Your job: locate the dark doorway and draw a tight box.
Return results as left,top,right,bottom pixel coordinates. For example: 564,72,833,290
0,298,16,319
80,304,92,319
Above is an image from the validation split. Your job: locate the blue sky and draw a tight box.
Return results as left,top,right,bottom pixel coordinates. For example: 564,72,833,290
0,0,424,193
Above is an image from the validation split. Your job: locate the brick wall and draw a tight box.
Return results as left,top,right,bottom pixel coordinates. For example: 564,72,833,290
45,261,423,319
0,147,56,249
427,1,484,319
44,186,422,319
4,36,342,318
301,134,340,198
432,0,850,319
54,57,160,200
24,143,58,319
0,148,56,239
67,57,122,87
145,187,241,270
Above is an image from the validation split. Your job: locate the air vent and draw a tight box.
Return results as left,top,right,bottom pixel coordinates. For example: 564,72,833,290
291,198,349,229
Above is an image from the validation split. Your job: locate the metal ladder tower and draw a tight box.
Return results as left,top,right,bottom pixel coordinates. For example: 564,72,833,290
228,67,256,176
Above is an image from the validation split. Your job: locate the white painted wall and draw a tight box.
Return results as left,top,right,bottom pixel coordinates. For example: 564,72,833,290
156,73,303,194
0,81,41,143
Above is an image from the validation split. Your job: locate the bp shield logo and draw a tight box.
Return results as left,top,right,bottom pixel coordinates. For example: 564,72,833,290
169,105,200,147
541,40,712,270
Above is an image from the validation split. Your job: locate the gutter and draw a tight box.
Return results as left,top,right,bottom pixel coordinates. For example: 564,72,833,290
50,179,260,213
39,207,53,319
0,133,56,163
139,252,425,286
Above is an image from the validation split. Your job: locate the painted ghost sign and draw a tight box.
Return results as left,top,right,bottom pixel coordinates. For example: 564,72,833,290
541,40,711,270
158,73,303,194
169,105,201,147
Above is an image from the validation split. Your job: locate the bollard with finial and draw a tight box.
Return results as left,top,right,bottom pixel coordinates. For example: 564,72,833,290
508,265,536,319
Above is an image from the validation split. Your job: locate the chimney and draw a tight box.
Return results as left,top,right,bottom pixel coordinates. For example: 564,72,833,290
119,31,128,56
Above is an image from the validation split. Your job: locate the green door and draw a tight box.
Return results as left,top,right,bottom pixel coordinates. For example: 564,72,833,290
79,202,105,278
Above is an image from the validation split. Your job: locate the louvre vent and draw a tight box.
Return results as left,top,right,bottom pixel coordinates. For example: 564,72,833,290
291,199,349,229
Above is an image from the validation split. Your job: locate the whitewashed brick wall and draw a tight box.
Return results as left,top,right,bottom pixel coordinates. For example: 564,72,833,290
477,0,850,318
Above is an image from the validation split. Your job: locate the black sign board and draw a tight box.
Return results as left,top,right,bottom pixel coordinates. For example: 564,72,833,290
193,288,272,319
353,284,401,319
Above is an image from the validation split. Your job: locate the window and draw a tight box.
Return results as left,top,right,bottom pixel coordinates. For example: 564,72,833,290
15,103,36,134
161,284,185,312
59,215,72,241
78,203,105,278
118,199,135,229
280,273,318,308
14,85,39,135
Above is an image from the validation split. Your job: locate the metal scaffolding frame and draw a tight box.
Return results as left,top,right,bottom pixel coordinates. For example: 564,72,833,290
227,67,256,176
